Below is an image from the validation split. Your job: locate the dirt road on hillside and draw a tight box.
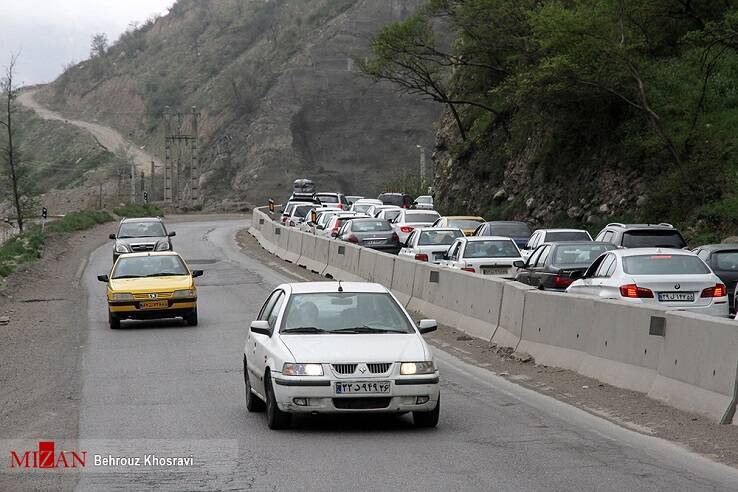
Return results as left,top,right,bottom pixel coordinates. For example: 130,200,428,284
17,89,160,175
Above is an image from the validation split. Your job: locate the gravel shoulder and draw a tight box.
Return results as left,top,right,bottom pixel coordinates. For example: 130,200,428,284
236,228,738,468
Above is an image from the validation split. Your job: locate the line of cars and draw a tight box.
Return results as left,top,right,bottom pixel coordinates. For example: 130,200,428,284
278,184,737,319
97,216,204,329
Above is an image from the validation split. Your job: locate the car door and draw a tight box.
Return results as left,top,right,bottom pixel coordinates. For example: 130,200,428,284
522,232,540,259
595,255,620,299
528,245,551,287
398,231,417,258
448,240,465,269
568,254,608,295
586,254,616,297
517,246,543,285
441,240,462,268
251,290,285,395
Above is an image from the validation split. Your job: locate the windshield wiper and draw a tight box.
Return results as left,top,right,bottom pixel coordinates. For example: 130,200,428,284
111,275,144,279
281,326,327,334
144,272,186,277
333,326,406,334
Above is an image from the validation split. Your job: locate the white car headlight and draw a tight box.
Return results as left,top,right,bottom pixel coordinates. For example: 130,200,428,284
282,363,323,376
172,289,194,298
111,293,133,300
115,243,130,253
400,361,435,375
155,241,171,251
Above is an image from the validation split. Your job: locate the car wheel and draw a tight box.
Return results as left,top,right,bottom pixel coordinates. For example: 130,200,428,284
185,308,198,326
108,311,120,330
412,395,440,428
265,372,291,430
244,356,265,412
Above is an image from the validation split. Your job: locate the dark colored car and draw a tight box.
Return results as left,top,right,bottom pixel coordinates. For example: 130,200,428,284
693,244,738,313
378,192,414,209
594,223,686,249
473,221,532,249
514,241,617,291
110,217,175,263
337,218,401,253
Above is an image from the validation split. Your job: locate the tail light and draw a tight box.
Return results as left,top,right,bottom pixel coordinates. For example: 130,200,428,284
415,253,429,262
400,226,414,233
619,284,654,299
347,235,359,244
462,267,476,273
701,283,727,298
553,276,573,288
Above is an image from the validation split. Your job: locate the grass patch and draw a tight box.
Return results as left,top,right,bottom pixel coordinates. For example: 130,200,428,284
46,210,114,233
113,203,164,218
0,228,46,277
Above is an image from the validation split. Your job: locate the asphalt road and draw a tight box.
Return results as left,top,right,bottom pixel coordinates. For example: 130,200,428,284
76,217,738,491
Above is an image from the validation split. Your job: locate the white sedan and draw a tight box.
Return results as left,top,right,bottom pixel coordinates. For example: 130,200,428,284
350,198,383,214
244,282,441,429
566,248,729,317
398,227,464,263
439,236,523,276
390,209,441,244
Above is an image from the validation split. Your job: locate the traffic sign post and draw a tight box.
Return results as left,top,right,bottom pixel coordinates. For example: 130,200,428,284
143,191,149,204
41,207,48,232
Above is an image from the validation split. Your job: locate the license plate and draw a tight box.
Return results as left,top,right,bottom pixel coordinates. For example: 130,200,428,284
141,300,168,309
365,240,384,245
482,267,508,275
657,292,695,302
335,381,390,395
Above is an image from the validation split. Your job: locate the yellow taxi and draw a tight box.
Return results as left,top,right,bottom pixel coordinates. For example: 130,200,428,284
431,216,486,236
97,252,203,329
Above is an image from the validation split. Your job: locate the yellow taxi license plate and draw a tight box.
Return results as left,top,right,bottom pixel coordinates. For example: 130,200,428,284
141,300,168,309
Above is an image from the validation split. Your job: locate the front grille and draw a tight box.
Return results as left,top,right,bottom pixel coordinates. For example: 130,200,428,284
130,244,155,252
332,364,357,375
367,363,391,374
333,397,391,410
133,292,173,300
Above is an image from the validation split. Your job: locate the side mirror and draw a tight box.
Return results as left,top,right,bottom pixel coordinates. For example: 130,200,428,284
418,319,438,334
569,271,584,280
250,320,271,336
109,233,116,240
330,231,338,238
192,270,204,278
513,260,525,268
97,274,109,282
168,231,176,237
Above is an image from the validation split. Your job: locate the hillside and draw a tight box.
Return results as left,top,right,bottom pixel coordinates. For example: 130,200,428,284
363,1,738,243
36,0,440,207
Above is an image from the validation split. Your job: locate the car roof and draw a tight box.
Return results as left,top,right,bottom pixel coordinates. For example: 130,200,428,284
547,241,613,248
603,223,675,230
483,220,528,226
444,216,485,221
413,227,463,233
282,282,389,294
405,209,439,214
538,228,589,233
315,192,341,196
696,244,738,251
355,198,383,204
607,247,695,257
464,235,517,242
120,217,162,223
118,251,180,258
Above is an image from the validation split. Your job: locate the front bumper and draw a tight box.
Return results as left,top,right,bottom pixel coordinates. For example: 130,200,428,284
108,298,196,319
271,373,440,413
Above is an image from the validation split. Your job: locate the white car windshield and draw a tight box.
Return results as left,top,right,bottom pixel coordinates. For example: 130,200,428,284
281,292,414,334
464,240,519,258
622,254,710,275
112,255,188,278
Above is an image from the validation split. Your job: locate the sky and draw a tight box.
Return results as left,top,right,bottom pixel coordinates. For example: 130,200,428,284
0,0,177,86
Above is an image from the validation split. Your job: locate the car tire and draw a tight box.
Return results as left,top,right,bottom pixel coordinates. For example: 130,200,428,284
185,308,198,326
265,372,291,430
412,395,440,428
244,356,265,412
108,312,120,330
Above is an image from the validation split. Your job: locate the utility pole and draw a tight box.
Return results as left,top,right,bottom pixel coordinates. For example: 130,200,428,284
162,107,201,209
130,154,136,204
416,144,426,190
98,182,103,209
150,160,155,201
140,170,145,198
164,106,172,203
190,106,199,207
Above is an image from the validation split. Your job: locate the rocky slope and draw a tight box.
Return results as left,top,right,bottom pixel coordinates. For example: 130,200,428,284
37,0,439,207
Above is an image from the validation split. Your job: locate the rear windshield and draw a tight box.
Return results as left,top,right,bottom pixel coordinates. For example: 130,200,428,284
622,255,710,275
622,230,686,248
317,194,339,203
714,251,738,272
404,212,440,223
546,231,591,242
418,229,463,246
464,240,520,259
379,194,409,206
416,196,433,204
293,205,313,218
382,210,401,221
351,220,392,232
449,219,484,230
113,255,188,278
487,223,531,237
281,292,413,333
353,204,373,213
552,244,613,265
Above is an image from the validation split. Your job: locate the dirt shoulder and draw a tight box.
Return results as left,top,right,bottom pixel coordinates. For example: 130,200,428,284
0,224,110,490
236,228,738,468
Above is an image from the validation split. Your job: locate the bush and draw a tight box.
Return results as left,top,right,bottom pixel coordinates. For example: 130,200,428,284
0,228,46,277
113,203,164,218
47,210,114,233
